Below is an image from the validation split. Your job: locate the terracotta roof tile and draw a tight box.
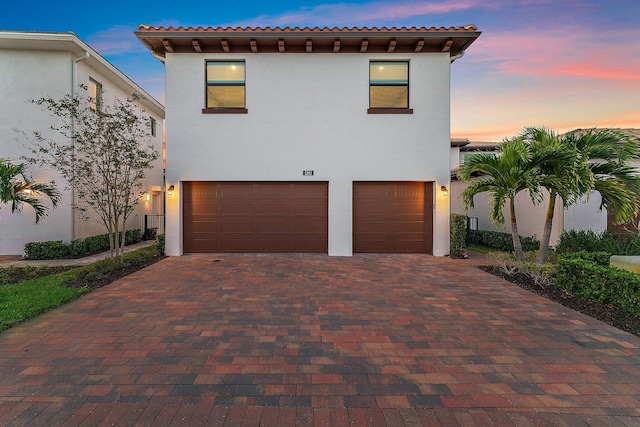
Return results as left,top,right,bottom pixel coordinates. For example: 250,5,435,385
136,24,481,58
137,25,478,33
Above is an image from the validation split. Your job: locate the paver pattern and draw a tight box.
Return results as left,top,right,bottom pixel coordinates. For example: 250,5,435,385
1,253,640,426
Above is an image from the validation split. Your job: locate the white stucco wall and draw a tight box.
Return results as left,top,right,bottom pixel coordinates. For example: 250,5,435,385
451,181,607,247
564,193,607,234
164,52,453,256
0,40,164,255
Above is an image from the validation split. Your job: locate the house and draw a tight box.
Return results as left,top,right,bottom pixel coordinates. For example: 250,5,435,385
450,129,640,246
0,31,165,255
135,25,481,256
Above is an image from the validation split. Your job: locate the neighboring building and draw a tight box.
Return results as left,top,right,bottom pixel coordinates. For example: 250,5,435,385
451,129,640,246
0,31,165,255
136,25,481,256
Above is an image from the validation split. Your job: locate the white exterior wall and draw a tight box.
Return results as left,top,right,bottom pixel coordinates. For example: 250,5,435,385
0,49,74,254
0,41,164,255
451,181,607,247
165,52,452,256
564,193,607,234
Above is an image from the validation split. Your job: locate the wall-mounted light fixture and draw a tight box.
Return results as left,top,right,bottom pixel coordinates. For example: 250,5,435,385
144,192,150,202
22,188,32,195
441,185,448,196
167,185,175,196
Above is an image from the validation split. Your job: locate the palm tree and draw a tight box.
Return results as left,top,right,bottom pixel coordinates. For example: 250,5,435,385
523,127,640,264
0,158,61,223
458,138,544,262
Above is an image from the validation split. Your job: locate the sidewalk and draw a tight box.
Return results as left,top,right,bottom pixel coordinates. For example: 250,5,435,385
0,240,156,268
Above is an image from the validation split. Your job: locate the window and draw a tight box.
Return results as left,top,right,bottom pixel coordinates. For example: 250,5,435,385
368,61,412,113
88,78,102,112
204,61,246,113
150,117,157,137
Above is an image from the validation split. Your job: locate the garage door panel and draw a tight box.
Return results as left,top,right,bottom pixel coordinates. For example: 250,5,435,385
257,203,290,215
292,203,327,215
256,220,290,233
219,220,253,233
354,182,433,254
354,221,388,233
220,239,255,252
184,182,328,253
294,221,329,234
219,183,254,196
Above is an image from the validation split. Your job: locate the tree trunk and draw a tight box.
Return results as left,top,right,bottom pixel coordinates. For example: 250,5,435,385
536,191,557,265
509,198,526,262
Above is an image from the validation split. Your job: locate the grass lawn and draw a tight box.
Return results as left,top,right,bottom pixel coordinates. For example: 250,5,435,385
0,246,163,333
0,270,88,332
466,244,495,255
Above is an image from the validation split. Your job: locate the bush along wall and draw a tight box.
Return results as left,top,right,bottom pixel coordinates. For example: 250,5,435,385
554,251,640,316
450,213,467,258
24,229,143,260
469,229,540,253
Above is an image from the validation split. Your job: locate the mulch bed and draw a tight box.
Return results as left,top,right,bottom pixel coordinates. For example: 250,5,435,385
478,265,640,338
1,255,165,291
64,254,166,290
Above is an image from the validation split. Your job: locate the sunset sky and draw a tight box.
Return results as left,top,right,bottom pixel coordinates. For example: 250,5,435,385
2,0,638,141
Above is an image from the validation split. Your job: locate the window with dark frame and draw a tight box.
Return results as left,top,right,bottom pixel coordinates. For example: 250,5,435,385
205,61,246,110
88,78,103,112
150,117,157,137
369,61,410,111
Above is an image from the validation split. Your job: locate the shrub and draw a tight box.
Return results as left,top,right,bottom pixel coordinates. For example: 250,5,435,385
554,252,640,316
156,234,165,255
74,245,161,283
24,229,145,260
143,227,158,241
23,241,69,259
450,214,467,258
470,229,539,253
556,229,640,256
558,250,610,266
486,251,518,275
519,252,555,287
125,229,143,245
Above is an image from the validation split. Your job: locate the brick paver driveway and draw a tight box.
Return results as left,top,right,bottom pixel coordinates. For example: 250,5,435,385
1,254,640,426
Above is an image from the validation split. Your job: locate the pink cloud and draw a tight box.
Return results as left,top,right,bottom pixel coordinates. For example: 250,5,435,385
469,27,640,83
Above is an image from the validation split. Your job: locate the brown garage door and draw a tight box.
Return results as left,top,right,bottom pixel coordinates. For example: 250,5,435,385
183,182,328,253
353,182,433,253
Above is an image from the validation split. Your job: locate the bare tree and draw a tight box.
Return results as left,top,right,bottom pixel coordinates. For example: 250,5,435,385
22,86,159,261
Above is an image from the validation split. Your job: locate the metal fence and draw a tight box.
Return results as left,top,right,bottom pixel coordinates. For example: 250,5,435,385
134,214,165,240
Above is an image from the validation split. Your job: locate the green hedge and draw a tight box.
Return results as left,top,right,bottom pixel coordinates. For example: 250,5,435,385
24,229,143,260
556,229,640,256
470,229,540,253
156,234,165,255
450,214,467,258
554,251,640,316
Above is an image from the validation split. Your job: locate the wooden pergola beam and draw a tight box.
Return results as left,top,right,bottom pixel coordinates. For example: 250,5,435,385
414,39,425,52
441,39,453,52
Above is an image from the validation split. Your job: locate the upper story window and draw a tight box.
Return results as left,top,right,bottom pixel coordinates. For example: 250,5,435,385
88,78,103,112
203,61,247,114
368,61,412,114
150,117,157,137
